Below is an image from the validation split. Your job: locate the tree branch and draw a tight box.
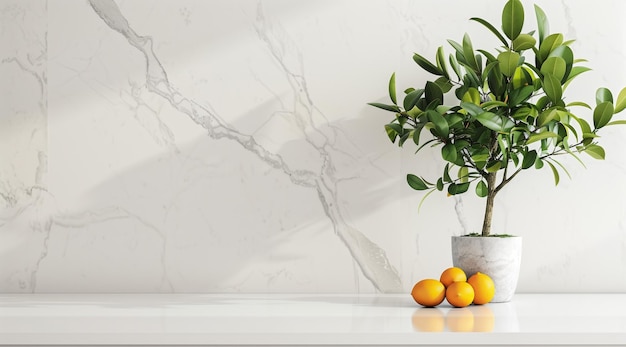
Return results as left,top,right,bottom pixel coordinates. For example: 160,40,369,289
494,167,523,194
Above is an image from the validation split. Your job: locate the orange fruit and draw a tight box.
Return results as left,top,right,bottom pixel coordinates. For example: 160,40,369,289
445,281,475,308
411,279,446,307
439,267,467,288
467,272,495,305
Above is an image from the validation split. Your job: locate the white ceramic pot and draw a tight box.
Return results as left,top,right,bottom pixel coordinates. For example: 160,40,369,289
451,235,522,303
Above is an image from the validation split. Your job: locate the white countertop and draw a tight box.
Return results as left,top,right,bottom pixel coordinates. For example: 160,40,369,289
1,293,625,346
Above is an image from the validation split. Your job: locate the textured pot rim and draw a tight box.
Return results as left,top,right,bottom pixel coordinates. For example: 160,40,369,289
452,235,521,238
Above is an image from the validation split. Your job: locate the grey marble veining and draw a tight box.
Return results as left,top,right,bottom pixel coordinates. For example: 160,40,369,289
83,0,403,292
1,0,626,293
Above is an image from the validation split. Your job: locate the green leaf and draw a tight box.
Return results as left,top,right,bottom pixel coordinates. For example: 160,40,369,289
540,57,566,81
548,46,573,81
470,17,509,47
384,123,402,142
462,88,481,105
570,113,593,135
596,88,613,105
615,87,626,114
498,51,521,77
456,182,470,194
502,0,524,40
448,182,470,195
607,120,626,126
512,34,536,51
523,61,542,78
417,188,437,212
481,100,508,110
415,138,438,154
578,131,598,145
475,180,488,197
542,73,563,103
472,153,490,162
478,49,498,63
486,161,502,173
368,102,401,113
584,144,605,160
487,63,506,97
436,46,449,79
497,134,508,161
403,89,425,111
476,112,503,131
546,160,560,186
443,163,452,183
436,178,444,191
512,151,523,167
398,130,411,147
412,124,425,145
537,108,558,127
426,110,449,138
551,158,572,180
413,53,443,76
462,33,479,71
566,66,591,83
458,166,469,183
538,33,563,62
511,66,528,89
449,54,462,80
406,106,422,118
561,122,580,141
508,85,534,106
389,73,397,105
534,4,549,45
512,106,532,120
447,113,464,129
484,60,500,80
475,53,483,70
396,114,407,126
407,174,429,190
423,98,441,111
566,101,591,109
460,102,484,117
425,81,444,106
527,131,558,144
464,68,481,87
593,101,614,129
522,149,537,169
535,95,550,110
434,77,453,93
442,143,458,163
447,39,465,59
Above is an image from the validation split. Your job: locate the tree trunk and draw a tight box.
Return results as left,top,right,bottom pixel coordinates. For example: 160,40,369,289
481,172,497,236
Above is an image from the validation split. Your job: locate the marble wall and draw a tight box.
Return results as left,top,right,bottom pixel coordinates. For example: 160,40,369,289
1,0,625,293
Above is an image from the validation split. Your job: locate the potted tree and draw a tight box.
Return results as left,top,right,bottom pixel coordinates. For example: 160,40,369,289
369,0,626,302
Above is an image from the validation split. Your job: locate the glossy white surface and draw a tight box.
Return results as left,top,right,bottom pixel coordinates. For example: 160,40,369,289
1,294,625,345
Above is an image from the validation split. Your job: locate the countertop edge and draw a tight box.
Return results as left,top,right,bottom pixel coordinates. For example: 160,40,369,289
2,332,626,346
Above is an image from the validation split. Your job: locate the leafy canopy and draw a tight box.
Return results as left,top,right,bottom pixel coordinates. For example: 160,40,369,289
369,0,626,208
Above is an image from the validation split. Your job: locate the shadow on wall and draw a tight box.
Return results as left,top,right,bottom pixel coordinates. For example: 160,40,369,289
2,0,430,294
1,102,428,293
84,113,415,292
